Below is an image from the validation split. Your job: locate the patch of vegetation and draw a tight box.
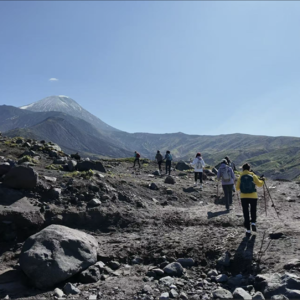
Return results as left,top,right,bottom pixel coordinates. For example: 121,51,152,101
63,170,94,179
18,155,38,164
45,164,63,170
63,171,80,178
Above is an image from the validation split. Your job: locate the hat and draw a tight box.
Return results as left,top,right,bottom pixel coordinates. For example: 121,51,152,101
221,159,228,164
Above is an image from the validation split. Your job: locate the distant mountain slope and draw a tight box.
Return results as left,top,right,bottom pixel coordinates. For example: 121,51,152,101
0,105,131,158
20,95,119,133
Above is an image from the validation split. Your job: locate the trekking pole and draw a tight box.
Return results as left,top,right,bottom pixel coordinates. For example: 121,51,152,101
263,184,267,216
263,179,280,218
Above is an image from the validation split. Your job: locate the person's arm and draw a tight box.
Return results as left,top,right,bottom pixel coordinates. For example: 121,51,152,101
190,158,195,166
253,174,265,187
217,168,221,180
231,168,235,181
201,158,205,168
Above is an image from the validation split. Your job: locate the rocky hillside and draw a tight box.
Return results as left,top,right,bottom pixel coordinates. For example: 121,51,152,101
1,95,300,180
1,135,300,300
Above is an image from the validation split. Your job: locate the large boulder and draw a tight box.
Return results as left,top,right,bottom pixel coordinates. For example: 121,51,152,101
19,224,98,288
0,162,11,177
3,166,38,189
163,262,183,276
165,176,175,184
77,161,106,173
175,161,191,171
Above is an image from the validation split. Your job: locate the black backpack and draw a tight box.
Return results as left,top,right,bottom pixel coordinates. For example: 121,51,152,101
240,174,256,193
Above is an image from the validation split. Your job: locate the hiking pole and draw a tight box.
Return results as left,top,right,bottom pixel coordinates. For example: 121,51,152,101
263,179,280,218
263,183,267,216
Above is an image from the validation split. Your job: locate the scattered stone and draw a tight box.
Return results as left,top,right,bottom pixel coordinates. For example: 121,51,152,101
175,161,191,171
233,287,252,299
216,274,228,283
270,296,288,300
159,292,169,300
284,259,300,270
77,161,106,173
63,282,80,295
68,160,77,172
163,262,183,277
166,188,173,195
0,162,11,176
142,285,153,294
165,176,176,184
87,198,101,207
217,251,231,267
19,224,98,288
208,269,218,277
153,170,161,176
177,258,195,268
159,276,175,286
3,166,38,189
252,291,265,300
79,263,101,283
108,261,121,270
43,176,57,183
179,292,188,300
212,288,233,299
149,182,159,190
152,268,164,276
170,289,179,298
54,288,65,298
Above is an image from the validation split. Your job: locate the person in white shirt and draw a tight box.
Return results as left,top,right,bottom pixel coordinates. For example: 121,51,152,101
190,152,205,190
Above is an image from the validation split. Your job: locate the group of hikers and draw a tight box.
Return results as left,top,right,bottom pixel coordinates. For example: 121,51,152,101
133,150,265,237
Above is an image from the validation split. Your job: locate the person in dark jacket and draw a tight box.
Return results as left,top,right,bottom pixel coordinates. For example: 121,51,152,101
133,151,141,168
155,150,163,172
217,159,235,211
164,150,172,175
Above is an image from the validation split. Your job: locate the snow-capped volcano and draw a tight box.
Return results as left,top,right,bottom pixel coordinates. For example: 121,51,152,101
20,96,119,132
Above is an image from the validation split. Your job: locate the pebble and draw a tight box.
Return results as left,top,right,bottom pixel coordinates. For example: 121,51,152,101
159,292,170,300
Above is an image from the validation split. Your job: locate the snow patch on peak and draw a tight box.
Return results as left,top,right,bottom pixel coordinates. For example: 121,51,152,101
58,95,69,98
20,102,35,109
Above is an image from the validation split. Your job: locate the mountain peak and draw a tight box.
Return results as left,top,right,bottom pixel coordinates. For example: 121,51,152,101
19,96,119,132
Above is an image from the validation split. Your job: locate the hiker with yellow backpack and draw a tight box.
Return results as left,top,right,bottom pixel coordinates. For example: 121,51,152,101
236,163,265,237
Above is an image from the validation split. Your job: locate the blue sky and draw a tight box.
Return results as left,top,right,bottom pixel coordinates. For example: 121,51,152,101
1,1,300,137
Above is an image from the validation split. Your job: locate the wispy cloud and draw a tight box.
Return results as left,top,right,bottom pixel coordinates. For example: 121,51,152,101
49,78,59,81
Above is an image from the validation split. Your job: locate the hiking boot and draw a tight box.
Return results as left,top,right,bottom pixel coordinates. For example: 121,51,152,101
199,184,203,190
194,182,197,187
246,230,251,238
251,223,257,232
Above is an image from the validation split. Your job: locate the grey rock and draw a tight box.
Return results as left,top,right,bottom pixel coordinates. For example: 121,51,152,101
79,263,101,283
170,289,178,298
175,161,191,171
216,274,228,283
0,162,11,176
166,188,173,195
54,157,67,165
54,288,64,298
142,285,153,294
159,292,169,300
208,269,218,277
77,161,106,173
153,170,161,176
233,287,252,299
270,296,289,300
19,224,98,288
159,276,175,286
108,261,121,270
3,166,38,189
228,274,243,287
165,176,176,184
217,251,231,267
49,188,61,199
179,292,188,300
43,176,57,183
163,262,183,277
87,198,101,207
285,288,300,299
190,296,200,300
284,259,300,270
212,288,233,299
68,160,77,172
252,292,265,300
177,258,195,268
152,268,165,276
63,282,80,295
149,182,159,190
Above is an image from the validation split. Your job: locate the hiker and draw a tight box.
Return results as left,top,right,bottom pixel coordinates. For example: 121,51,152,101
225,156,237,171
190,152,205,190
236,163,265,237
133,151,141,168
217,159,235,210
155,150,163,172
164,150,172,175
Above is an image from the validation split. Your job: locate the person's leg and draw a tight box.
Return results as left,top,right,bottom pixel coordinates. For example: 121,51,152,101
138,158,141,167
168,161,171,175
165,161,168,174
133,158,136,167
158,161,162,171
194,172,198,184
199,172,203,184
250,199,257,231
223,185,230,210
241,198,251,231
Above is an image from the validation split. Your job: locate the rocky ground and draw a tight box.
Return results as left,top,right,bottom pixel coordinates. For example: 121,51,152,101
1,136,300,300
